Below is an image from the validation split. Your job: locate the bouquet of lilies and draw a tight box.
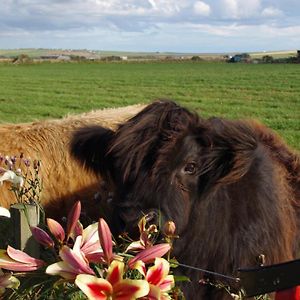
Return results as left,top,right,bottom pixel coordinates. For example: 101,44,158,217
0,154,181,299
0,200,178,299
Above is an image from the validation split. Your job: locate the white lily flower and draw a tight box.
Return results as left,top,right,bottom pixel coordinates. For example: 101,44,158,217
0,207,10,218
0,170,24,187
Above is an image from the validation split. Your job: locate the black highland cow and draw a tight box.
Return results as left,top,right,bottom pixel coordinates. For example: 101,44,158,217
71,100,300,299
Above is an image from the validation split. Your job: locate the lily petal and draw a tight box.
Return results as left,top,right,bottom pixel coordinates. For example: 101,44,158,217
106,260,124,286
138,216,147,233
47,218,65,243
46,261,79,280
159,275,175,292
125,241,146,253
147,284,161,300
98,218,113,264
131,260,146,277
73,220,84,240
31,226,54,248
82,223,99,244
59,245,95,276
146,258,170,286
128,244,170,269
46,243,95,280
76,232,104,265
0,248,44,271
75,274,113,300
7,246,43,265
113,279,150,300
81,223,103,262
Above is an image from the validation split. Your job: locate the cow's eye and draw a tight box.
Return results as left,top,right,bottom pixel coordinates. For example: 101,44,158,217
183,162,197,175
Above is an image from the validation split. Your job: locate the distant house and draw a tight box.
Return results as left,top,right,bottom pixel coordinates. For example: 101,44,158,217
40,55,71,61
228,53,250,63
57,55,71,61
40,55,59,60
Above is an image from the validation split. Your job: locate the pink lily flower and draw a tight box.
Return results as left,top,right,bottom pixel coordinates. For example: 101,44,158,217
0,246,45,272
47,209,104,263
46,218,65,243
98,218,113,264
31,226,55,248
46,240,95,280
126,215,158,253
80,223,104,263
80,219,119,264
128,244,171,269
75,260,150,300
0,268,20,295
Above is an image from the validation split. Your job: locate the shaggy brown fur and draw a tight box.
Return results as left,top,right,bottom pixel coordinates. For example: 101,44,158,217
71,100,300,299
0,104,144,220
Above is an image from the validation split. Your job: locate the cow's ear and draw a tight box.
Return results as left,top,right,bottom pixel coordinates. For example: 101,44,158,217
210,120,258,185
70,125,114,176
201,118,259,186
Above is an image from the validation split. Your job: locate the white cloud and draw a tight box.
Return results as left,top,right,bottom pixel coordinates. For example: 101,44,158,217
262,6,283,18
0,0,299,52
219,0,261,19
194,1,211,16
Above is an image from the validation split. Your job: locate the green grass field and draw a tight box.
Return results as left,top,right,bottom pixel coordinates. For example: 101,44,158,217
0,61,299,149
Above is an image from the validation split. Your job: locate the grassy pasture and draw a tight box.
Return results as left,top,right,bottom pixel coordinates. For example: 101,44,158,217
0,61,299,149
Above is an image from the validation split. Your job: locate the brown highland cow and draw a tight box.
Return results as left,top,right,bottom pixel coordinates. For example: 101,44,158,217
0,104,144,221
71,100,300,299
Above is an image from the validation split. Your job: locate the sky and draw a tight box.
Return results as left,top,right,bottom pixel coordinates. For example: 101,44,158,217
0,0,300,53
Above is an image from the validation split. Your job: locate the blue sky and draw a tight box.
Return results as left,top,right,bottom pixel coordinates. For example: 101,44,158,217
1,0,299,53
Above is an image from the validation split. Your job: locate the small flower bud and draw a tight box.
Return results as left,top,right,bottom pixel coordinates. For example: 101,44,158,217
10,156,17,164
23,159,30,167
33,160,40,170
163,221,176,237
4,156,11,167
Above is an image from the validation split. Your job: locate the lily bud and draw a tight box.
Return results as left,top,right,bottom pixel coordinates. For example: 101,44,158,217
47,218,65,243
128,243,171,268
31,226,55,248
163,221,176,237
66,201,81,240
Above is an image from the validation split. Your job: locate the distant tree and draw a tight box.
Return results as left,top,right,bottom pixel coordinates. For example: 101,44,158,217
12,54,32,64
191,56,202,61
240,53,250,59
262,55,274,63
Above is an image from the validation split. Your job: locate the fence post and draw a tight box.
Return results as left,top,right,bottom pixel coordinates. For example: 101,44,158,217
10,203,40,258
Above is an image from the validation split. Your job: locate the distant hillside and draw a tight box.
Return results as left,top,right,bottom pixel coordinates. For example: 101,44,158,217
0,48,296,59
